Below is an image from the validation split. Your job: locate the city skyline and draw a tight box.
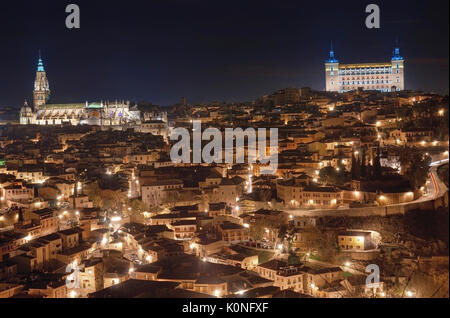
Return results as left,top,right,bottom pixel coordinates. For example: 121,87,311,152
0,0,448,302
0,0,449,108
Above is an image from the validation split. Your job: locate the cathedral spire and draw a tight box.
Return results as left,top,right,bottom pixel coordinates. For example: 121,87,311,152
34,51,50,109
37,51,45,72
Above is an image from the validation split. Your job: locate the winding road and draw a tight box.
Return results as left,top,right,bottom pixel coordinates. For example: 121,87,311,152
282,156,449,217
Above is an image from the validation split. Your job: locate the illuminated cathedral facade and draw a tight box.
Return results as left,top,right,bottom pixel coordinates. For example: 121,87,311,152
324,45,405,93
20,56,142,126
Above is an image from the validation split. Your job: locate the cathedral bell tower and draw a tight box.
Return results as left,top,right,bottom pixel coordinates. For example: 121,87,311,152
33,53,50,110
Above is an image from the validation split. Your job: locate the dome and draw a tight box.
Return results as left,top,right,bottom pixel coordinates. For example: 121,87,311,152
20,106,33,114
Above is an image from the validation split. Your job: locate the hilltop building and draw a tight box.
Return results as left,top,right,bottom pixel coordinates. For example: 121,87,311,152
324,44,404,93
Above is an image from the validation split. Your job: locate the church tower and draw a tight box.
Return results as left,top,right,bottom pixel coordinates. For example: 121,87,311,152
33,54,50,110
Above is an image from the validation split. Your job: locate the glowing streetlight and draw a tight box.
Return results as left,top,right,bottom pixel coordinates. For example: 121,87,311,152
111,216,122,222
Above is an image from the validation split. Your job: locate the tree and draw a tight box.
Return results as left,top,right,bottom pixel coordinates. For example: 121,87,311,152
373,146,382,180
319,166,351,186
360,147,367,179
308,227,339,262
398,146,431,189
249,223,265,241
101,189,126,211
350,153,360,180
84,182,103,208
128,199,147,217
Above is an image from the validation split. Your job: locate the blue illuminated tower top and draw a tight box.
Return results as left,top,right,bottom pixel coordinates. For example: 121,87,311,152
392,38,403,61
392,47,403,61
326,42,338,63
37,51,45,72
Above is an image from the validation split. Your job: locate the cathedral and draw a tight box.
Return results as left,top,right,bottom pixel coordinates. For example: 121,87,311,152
20,56,142,126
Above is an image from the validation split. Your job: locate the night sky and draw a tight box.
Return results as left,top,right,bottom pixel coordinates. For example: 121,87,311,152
0,0,448,107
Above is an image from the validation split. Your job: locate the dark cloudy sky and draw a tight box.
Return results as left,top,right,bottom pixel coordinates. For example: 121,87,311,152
0,0,448,107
